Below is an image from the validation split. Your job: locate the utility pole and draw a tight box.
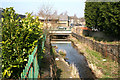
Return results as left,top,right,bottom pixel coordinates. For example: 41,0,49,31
68,16,69,26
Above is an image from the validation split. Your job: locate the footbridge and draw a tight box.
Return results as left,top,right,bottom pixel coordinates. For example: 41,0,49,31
49,28,71,41
49,30,71,35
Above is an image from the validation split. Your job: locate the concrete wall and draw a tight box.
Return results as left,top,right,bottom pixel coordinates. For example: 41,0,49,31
72,27,115,41
89,31,105,38
71,26,91,36
88,31,115,41
72,33,119,62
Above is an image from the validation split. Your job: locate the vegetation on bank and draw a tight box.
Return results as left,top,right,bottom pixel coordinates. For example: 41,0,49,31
85,1,120,39
70,37,119,78
2,7,44,78
84,35,120,45
52,47,79,78
85,48,118,78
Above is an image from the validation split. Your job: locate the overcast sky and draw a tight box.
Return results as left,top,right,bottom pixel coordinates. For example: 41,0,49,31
0,0,86,18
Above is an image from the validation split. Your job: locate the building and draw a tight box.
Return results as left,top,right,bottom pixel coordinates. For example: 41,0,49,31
0,8,25,19
72,25,91,36
58,14,68,27
37,14,86,29
0,8,3,19
37,13,69,29
69,16,86,27
36,16,59,29
79,17,85,25
17,14,26,19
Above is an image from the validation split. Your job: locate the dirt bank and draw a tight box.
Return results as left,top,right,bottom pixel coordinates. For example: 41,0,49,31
69,35,119,78
53,48,80,79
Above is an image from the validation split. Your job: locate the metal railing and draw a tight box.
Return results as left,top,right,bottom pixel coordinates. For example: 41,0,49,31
21,34,46,79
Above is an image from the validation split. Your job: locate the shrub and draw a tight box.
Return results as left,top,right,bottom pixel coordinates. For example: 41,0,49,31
2,7,43,78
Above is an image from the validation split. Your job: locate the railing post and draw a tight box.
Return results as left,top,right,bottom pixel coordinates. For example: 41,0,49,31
31,55,34,79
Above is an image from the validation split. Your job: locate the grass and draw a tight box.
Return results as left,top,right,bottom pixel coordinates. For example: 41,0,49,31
85,47,118,77
70,36,119,78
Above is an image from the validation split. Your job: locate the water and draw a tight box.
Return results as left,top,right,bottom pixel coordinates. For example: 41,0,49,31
51,41,96,78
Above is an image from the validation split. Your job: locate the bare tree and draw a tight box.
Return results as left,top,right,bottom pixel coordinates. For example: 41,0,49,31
51,10,59,29
52,10,57,16
38,4,53,30
60,12,64,15
73,14,78,24
38,4,59,31
64,11,68,16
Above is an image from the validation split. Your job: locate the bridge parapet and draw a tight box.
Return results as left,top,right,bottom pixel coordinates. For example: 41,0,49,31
49,27,71,31
49,27,71,37
49,30,71,34
49,28,71,34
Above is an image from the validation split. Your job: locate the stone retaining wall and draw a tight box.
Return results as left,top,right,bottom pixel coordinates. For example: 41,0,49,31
72,33,119,62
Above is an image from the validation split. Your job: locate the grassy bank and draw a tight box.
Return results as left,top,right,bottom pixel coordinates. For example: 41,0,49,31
70,36,119,78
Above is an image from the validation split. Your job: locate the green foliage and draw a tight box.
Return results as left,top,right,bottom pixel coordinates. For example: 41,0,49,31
85,2,120,39
2,7,43,78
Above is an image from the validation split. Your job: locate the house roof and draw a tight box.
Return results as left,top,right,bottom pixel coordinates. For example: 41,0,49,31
59,15,68,21
76,26,91,31
80,27,91,31
17,14,26,18
0,8,3,18
79,18,85,22
0,8,25,19
38,14,68,21
50,15,59,19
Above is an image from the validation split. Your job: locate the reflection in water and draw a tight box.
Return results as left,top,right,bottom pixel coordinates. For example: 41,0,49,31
52,41,96,78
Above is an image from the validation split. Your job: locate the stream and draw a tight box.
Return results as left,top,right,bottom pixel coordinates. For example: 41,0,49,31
51,41,96,78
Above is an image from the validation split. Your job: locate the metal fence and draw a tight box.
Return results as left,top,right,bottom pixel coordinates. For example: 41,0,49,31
21,34,46,79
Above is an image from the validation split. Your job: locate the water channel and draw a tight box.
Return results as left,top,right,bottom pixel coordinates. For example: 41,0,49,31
51,41,96,78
